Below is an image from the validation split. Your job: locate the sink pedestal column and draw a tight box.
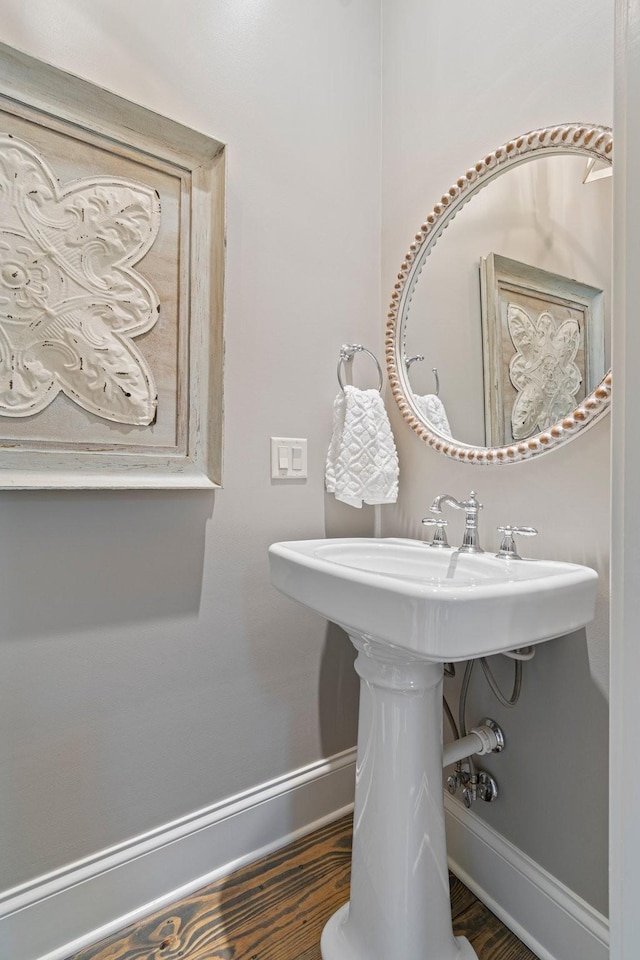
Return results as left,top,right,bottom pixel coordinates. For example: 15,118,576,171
321,636,477,960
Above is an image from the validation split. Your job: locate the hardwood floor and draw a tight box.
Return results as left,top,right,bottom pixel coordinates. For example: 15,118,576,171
68,815,538,960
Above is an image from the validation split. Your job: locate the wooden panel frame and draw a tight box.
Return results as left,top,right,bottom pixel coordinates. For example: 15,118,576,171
0,41,225,488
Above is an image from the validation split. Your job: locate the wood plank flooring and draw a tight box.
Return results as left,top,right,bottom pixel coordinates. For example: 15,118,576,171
68,815,538,960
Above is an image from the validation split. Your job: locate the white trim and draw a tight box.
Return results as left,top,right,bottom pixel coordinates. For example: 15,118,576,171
611,3,640,958
0,748,356,960
445,794,609,960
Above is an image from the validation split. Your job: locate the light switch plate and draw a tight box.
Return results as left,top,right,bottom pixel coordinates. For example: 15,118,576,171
270,437,308,479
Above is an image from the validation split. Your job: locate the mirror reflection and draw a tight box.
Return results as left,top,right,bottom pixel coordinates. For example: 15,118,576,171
402,154,612,448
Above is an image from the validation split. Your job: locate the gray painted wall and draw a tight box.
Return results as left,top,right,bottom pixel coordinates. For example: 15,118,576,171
0,0,374,895
380,0,612,915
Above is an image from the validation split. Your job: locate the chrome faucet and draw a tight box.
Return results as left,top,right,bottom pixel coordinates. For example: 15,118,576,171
429,491,484,554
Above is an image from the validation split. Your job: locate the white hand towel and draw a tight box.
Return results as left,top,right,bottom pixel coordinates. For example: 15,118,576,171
325,385,399,508
412,394,452,438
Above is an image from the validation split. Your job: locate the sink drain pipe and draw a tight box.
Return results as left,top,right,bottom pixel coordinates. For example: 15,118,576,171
442,718,504,768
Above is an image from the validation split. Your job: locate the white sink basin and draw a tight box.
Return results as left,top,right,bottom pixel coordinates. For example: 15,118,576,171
269,537,598,661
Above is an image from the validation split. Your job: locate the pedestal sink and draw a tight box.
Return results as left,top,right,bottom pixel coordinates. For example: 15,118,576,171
268,538,598,960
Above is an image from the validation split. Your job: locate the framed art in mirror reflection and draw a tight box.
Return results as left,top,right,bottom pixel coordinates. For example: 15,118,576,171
479,253,605,448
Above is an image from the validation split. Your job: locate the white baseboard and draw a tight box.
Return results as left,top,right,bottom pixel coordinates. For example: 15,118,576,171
0,748,357,960
445,793,609,960
2,755,607,960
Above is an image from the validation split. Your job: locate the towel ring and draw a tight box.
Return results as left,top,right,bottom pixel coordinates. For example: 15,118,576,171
337,344,384,393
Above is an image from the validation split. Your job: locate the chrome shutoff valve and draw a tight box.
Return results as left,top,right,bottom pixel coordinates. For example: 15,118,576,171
476,770,499,803
462,770,499,807
446,762,470,796
447,773,460,795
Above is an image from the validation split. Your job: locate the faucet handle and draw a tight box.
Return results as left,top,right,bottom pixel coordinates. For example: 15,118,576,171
496,525,538,560
422,516,451,549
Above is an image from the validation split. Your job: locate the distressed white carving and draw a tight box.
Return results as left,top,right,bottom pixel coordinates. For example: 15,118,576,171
507,304,582,440
0,134,161,424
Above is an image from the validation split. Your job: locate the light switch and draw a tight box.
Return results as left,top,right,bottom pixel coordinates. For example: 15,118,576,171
271,437,308,479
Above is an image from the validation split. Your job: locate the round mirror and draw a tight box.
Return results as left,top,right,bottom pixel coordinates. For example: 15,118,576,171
386,124,612,464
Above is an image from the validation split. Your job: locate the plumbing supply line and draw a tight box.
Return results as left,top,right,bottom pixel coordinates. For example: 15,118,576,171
480,656,522,706
442,724,502,768
443,694,460,740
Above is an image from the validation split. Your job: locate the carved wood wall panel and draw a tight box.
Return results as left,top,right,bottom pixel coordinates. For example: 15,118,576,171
0,42,225,487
